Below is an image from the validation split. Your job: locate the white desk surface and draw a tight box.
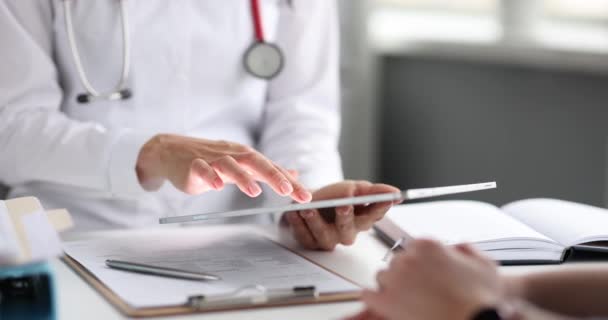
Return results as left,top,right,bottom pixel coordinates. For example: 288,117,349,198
53,225,590,320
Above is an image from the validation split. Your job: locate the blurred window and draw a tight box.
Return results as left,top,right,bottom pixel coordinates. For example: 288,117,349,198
372,0,497,14
374,0,608,21
543,0,608,22
369,0,499,45
371,0,608,51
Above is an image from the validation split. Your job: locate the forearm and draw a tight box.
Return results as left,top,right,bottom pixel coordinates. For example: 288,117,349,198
506,266,608,317
511,300,579,320
0,110,151,195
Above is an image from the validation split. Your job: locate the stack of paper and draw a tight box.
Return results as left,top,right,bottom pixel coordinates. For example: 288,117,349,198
0,197,72,266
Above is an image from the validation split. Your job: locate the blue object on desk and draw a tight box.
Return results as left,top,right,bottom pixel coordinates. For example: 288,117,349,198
0,262,56,320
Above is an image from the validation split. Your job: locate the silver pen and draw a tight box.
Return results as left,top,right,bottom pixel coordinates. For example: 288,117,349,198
105,259,221,281
382,237,405,262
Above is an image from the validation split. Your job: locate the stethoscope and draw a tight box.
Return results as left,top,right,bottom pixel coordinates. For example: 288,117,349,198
62,0,286,104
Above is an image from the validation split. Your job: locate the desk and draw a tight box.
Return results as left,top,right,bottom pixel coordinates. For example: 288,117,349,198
52,225,581,320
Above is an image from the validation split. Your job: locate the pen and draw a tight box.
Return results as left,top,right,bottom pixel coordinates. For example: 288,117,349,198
105,259,221,281
382,237,405,262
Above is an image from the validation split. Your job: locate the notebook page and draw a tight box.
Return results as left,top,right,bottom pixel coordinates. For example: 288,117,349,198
20,210,63,262
502,198,608,247
0,201,20,264
63,228,359,308
384,201,557,246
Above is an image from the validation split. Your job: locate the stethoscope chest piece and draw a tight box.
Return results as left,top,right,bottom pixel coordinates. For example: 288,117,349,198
64,0,285,105
244,42,284,80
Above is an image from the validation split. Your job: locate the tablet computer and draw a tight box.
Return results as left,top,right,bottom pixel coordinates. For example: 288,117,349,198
159,182,496,224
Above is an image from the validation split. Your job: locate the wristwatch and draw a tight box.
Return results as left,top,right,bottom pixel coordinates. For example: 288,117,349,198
472,305,522,320
472,308,502,320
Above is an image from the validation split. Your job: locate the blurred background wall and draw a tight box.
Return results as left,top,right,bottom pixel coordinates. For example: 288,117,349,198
337,0,608,207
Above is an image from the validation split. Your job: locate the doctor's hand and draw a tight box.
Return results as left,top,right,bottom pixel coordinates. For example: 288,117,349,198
283,181,400,251
135,134,311,202
347,240,505,320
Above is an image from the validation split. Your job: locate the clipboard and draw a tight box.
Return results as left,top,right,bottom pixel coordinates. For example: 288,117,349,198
62,233,362,318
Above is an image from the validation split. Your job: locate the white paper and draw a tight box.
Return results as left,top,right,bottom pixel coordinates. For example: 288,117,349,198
21,210,63,262
0,201,20,264
503,198,608,247
63,228,359,308
384,201,561,249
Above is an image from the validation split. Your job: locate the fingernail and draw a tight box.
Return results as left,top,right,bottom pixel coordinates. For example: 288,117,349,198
279,180,293,195
248,182,261,196
298,190,312,202
338,208,350,216
300,210,314,218
213,177,224,189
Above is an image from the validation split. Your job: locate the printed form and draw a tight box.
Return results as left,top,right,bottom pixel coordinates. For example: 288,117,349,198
63,228,359,308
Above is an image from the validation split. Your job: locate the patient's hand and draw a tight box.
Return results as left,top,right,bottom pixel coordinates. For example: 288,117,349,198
283,180,400,251
349,239,504,320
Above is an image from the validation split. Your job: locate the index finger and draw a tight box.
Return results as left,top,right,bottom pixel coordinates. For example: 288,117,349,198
275,165,311,203
235,153,294,196
354,201,393,230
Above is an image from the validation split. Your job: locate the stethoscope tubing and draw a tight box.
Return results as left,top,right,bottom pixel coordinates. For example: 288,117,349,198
63,0,288,103
62,0,131,101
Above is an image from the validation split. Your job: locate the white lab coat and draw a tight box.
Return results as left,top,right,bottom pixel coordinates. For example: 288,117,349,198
0,0,343,231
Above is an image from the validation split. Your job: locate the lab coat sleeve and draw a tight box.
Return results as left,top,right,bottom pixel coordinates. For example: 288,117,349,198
258,0,343,196
0,1,150,196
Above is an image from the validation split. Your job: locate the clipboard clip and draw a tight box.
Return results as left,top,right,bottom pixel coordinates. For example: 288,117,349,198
187,285,318,309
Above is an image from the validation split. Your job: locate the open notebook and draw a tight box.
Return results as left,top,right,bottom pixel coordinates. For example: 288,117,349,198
375,198,608,264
